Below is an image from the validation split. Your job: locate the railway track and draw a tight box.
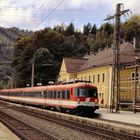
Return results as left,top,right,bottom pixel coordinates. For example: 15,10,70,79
0,111,59,140
0,100,140,140
9,105,140,140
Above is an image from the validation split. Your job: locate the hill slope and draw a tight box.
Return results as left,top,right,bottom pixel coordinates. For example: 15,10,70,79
0,27,32,88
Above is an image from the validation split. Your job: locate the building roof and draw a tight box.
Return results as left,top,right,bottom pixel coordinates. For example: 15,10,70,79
64,58,87,73
80,42,140,71
62,42,140,73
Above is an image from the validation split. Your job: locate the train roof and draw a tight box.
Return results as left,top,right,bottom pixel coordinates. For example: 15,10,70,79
0,82,97,93
47,82,96,89
0,88,22,93
22,86,48,92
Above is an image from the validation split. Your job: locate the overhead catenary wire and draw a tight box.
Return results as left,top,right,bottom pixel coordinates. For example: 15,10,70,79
33,0,65,30
31,0,48,19
123,0,131,4
132,6,140,12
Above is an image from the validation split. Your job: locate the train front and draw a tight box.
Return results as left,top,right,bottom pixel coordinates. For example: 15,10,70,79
73,83,99,115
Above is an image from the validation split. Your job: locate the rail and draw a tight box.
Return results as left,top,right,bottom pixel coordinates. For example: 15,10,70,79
11,106,140,140
0,111,59,140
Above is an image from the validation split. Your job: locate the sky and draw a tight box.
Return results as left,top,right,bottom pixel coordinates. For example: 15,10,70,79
0,0,139,31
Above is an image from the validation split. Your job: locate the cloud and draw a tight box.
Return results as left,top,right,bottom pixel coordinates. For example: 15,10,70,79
0,0,10,6
0,0,140,30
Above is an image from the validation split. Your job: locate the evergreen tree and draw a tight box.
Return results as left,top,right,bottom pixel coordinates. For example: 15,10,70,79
65,22,75,35
104,23,114,36
91,24,97,36
83,23,92,35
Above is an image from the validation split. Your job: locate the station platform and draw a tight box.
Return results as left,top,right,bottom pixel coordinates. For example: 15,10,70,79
96,108,140,126
0,122,20,140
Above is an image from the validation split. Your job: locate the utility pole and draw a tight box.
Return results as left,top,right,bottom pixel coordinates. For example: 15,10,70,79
31,60,35,87
133,57,139,113
31,60,53,87
104,3,130,112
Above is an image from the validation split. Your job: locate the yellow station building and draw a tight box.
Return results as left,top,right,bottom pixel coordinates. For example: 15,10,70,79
58,42,140,108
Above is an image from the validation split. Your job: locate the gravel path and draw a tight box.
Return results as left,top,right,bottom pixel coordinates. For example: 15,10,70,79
1,108,101,140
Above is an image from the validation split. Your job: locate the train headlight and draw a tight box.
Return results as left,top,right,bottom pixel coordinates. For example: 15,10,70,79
95,99,98,104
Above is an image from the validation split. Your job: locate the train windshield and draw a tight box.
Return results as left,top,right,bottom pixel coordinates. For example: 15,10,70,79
75,88,97,98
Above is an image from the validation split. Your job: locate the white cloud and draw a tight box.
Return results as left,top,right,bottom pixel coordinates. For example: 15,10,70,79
0,0,140,30
0,0,10,6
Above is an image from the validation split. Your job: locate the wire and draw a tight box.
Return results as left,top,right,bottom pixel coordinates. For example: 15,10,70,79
30,0,48,20
132,6,140,12
123,0,131,4
33,0,65,30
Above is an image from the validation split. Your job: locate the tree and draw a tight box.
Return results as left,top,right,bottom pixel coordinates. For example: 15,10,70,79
104,23,114,36
83,23,92,35
12,35,34,87
33,48,54,85
122,15,140,41
91,24,97,36
65,22,75,36
53,24,65,33
100,23,114,37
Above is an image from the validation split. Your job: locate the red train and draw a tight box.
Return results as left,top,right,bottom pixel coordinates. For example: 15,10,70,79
0,82,99,115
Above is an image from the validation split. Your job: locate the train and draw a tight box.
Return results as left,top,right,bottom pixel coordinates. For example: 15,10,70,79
0,82,99,115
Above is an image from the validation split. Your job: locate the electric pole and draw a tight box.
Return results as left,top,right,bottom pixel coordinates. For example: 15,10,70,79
104,3,130,112
133,57,139,113
31,60,35,87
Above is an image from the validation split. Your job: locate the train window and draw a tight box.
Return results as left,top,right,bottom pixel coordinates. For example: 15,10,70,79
28,92,30,96
78,88,86,97
77,88,98,98
17,92,19,96
39,92,42,97
67,90,70,99
62,90,65,99
74,88,78,96
88,89,98,97
57,91,61,98
44,91,47,98
50,91,53,98
0,92,6,96
33,92,36,97
54,91,56,98
47,91,52,98
11,92,17,96
41,91,44,98
40,92,42,97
